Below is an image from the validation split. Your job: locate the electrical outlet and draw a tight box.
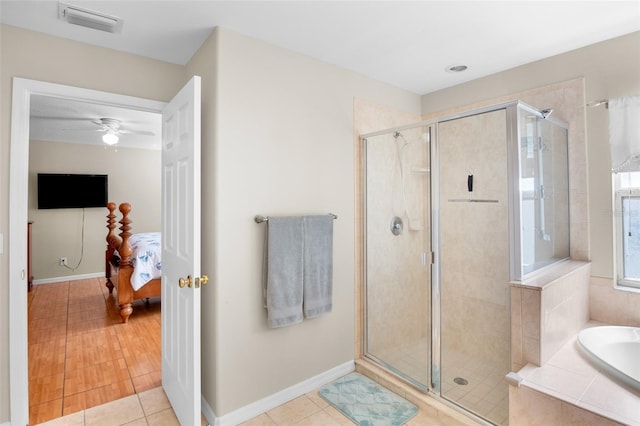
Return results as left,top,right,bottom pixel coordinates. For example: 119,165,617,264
59,257,67,266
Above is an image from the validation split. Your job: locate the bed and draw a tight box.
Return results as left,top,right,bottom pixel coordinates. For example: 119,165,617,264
105,202,162,323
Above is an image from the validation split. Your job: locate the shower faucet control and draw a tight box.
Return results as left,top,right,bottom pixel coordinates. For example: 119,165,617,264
390,216,403,236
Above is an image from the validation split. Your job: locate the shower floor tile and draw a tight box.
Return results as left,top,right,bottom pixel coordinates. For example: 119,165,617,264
441,350,509,425
370,340,508,424
371,337,430,387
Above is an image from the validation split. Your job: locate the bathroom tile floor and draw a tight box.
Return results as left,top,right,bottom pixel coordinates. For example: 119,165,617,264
38,383,471,425
35,386,206,426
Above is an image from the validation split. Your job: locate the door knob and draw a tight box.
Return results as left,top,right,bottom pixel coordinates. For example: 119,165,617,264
180,275,208,288
195,274,209,288
179,276,192,288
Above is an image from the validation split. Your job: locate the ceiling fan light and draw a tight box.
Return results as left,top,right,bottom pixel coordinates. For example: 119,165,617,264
102,132,119,145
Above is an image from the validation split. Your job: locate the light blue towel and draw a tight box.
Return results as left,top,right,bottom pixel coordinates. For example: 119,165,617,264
265,217,304,328
303,215,333,318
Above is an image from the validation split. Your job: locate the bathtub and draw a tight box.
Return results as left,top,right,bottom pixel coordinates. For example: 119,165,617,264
577,325,640,392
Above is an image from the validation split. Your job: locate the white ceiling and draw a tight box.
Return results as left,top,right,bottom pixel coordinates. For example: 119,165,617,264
2,0,640,148
29,95,162,150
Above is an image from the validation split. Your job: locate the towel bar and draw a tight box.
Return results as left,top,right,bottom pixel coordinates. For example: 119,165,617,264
254,213,337,223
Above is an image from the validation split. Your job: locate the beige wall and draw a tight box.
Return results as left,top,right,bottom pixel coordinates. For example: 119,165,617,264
0,24,187,423
184,26,220,417
189,27,421,416
28,140,161,281
1,23,419,423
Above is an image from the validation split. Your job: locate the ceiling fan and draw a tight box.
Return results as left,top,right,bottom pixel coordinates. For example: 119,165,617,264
91,117,155,145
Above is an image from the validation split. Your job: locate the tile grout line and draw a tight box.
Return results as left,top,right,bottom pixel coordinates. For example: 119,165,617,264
62,280,71,417
101,276,139,398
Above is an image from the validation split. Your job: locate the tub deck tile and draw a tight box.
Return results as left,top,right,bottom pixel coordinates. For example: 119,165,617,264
515,322,640,426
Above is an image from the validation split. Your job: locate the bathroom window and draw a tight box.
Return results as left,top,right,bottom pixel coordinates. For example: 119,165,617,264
615,171,640,289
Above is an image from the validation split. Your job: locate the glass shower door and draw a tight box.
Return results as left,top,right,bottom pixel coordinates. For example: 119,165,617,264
363,125,432,390
437,110,510,425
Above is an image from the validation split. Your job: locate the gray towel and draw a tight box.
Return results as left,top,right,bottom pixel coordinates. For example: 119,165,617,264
303,215,333,318
265,217,304,328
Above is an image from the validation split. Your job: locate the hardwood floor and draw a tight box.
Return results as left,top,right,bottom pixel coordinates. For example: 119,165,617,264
28,277,161,425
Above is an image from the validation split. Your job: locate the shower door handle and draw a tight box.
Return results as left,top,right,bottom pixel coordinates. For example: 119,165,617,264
422,252,435,265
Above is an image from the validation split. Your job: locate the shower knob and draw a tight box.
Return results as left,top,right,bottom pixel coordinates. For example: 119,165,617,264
390,216,404,236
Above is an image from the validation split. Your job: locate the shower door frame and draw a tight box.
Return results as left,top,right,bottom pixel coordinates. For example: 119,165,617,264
361,120,436,392
434,103,516,424
360,100,569,422
431,100,521,391
360,101,518,396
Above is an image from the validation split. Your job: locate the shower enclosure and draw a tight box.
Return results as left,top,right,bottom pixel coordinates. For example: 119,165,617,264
361,101,569,425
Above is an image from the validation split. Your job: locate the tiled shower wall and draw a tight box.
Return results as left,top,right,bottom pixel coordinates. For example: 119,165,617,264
551,124,571,260
364,127,431,353
510,261,591,371
439,109,511,367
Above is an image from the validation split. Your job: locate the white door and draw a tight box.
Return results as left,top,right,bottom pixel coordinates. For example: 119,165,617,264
161,75,202,425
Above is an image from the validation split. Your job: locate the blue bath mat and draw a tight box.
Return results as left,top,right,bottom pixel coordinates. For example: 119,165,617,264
318,372,418,426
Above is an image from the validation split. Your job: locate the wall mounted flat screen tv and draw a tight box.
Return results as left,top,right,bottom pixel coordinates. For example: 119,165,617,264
38,173,108,209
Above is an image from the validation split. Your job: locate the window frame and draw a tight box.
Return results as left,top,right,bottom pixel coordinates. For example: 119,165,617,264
615,179,640,289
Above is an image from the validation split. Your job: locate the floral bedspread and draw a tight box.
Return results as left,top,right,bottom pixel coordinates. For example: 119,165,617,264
129,232,161,291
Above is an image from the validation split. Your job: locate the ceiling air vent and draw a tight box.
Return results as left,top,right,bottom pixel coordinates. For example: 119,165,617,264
58,2,123,34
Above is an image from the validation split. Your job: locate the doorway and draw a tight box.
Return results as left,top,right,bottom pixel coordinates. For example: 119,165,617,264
9,78,168,425
27,98,162,422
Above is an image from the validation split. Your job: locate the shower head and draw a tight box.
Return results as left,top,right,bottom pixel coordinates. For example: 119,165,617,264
540,108,553,119
393,131,408,148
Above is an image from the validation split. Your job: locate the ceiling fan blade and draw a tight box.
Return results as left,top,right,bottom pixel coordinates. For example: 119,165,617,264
31,115,90,122
60,128,101,132
119,128,156,136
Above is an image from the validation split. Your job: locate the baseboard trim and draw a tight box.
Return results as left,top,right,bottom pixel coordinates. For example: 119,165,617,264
33,272,104,285
201,394,217,426
213,360,354,426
